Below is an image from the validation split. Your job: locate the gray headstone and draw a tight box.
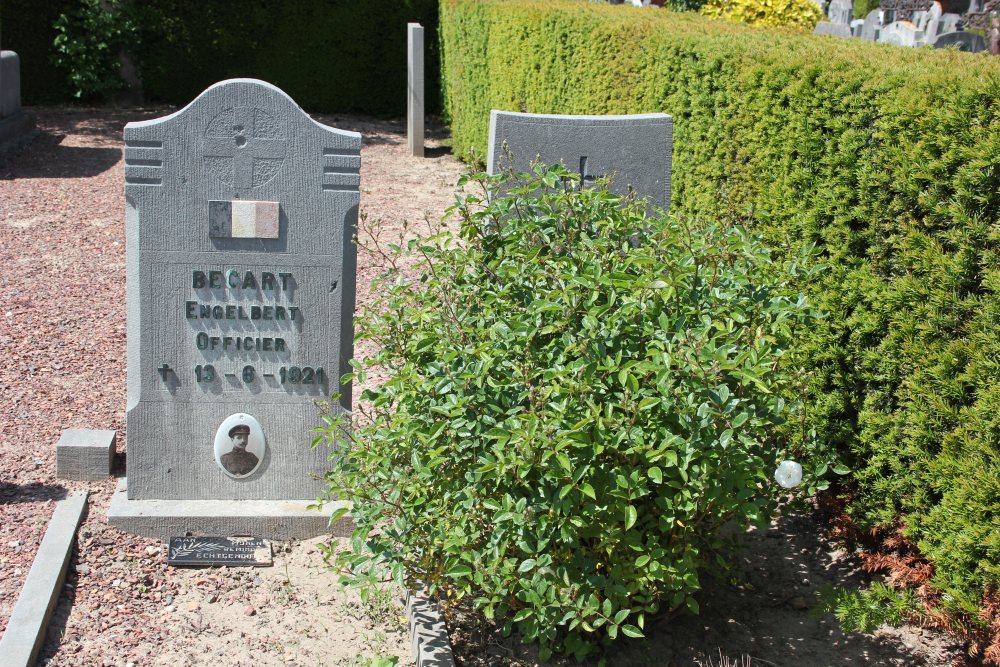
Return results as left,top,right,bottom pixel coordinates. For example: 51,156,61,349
1,50,20,118
936,14,962,35
851,18,867,35
878,21,925,46
0,50,37,159
108,79,358,540
828,0,854,24
860,9,884,40
932,30,988,51
915,1,944,41
487,110,673,211
814,21,856,37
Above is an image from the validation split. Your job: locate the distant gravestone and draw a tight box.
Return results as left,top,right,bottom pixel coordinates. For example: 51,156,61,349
933,30,987,50
937,13,961,34
107,79,359,540
487,110,673,211
878,20,925,45
860,9,885,40
915,1,944,41
814,0,855,37
0,50,36,157
814,21,855,36
829,0,854,23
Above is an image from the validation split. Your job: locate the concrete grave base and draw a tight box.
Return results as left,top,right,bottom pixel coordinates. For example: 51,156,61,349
813,21,855,37
107,479,351,541
0,111,36,159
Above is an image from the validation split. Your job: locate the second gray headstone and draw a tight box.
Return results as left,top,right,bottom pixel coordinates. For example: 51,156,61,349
487,110,673,211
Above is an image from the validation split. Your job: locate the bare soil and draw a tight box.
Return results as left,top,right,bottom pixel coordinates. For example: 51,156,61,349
0,107,970,667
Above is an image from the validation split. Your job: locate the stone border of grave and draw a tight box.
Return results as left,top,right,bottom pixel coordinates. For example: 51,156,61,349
0,493,88,667
406,590,456,667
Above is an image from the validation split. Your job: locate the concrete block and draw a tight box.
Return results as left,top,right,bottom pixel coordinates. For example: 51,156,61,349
55,429,116,481
0,493,87,667
407,590,456,667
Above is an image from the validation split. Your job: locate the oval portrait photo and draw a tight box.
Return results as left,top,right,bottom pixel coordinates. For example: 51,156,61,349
213,413,266,478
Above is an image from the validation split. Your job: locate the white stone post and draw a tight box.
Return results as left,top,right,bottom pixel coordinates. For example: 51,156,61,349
407,22,425,158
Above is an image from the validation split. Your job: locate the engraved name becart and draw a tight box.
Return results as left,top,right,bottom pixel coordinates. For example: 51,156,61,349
157,269,328,390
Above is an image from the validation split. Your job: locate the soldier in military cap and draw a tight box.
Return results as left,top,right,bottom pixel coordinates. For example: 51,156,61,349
220,423,259,476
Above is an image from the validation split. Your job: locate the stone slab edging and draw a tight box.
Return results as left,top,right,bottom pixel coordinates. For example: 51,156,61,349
406,590,456,667
0,492,88,667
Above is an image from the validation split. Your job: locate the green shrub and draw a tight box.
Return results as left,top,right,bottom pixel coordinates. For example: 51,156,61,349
29,0,439,112
664,0,709,12
854,0,880,19
439,0,1000,632
317,166,829,660
701,0,823,29
815,582,921,633
52,0,140,99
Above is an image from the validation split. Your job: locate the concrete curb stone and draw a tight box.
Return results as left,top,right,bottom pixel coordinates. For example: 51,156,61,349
406,590,456,667
0,492,88,667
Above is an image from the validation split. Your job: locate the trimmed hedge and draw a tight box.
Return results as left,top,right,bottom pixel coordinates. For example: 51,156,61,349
440,0,1000,627
1,0,76,104
3,0,440,115
135,0,440,115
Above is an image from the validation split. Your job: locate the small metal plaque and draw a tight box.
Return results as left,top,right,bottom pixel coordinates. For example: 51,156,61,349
167,536,273,567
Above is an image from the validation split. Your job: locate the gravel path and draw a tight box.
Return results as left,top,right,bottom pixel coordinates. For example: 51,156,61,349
0,106,465,667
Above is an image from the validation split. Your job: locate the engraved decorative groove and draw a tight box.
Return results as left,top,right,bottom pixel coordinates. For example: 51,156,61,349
322,184,357,192
322,147,357,156
125,138,164,186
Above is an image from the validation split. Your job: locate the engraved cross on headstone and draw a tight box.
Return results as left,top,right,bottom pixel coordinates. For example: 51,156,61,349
203,107,288,191
578,156,604,190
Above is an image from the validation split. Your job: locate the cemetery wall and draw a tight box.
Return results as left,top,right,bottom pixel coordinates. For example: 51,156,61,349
2,0,440,115
441,0,1000,632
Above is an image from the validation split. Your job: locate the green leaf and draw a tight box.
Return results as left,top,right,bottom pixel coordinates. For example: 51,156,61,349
448,564,473,577
625,505,637,530
621,624,644,638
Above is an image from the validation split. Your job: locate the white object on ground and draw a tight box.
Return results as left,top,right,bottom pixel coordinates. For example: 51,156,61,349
774,460,803,488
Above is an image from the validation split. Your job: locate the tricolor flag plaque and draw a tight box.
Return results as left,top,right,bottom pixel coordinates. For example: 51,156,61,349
209,200,280,239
